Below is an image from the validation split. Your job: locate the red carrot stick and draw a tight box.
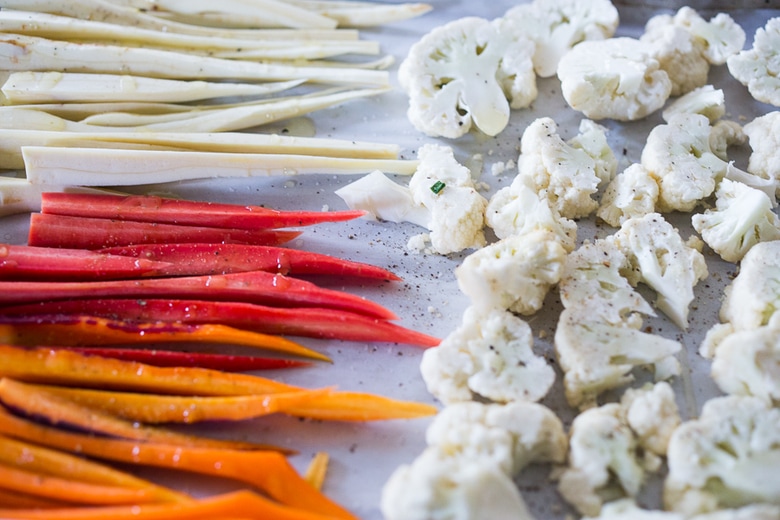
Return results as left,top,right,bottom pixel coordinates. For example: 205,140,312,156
1,299,440,346
28,213,301,249
47,346,309,371
100,243,401,280
0,243,172,281
0,314,330,362
0,271,397,320
41,192,366,230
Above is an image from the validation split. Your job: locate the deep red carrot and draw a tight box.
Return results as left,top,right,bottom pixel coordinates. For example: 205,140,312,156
100,243,401,280
0,314,330,362
0,271,397,320
47,346,309,371
0,243,172,281
28,213,301,249
41,192,366,230
2,299,440,347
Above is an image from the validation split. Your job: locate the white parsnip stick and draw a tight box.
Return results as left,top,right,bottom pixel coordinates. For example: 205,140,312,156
22,146,419,186
0,34,388,87
0,11,379,59
2,72,304,104
287,1,433,28
0,175,114,216
0,0,360,40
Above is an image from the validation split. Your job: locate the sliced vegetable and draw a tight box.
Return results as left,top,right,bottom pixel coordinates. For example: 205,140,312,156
45,347,310,371
1,298,440,346
0,408,355,519
100,242,400,280
0,488,71,509
0,315,329,361
40,192,365,230
287,1,433,28
0,34,388,86
0,243,171,280
304,452,330,491
0,176,116,217
21,383,332,424
0,346,438,420
0,378,276,450
27,213,301,249
0,271,397,320
22,146,419,186
0,489,344,520
0,433,189,503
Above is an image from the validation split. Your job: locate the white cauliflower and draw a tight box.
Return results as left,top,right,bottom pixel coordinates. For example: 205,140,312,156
727,17,780,107
691,178,780,263
719,240,780,331
621,381,681,458
335,144,487,255
381,446,536,520
420,306,555,405
558,238,655,327
486,176,578,251
556,37,672,121
585,499,780,520
455,230,567,315
502,0,619,78
661,85,726,124
398,16,537,138
709,120,747,162
512,117,610,218
597,163,660,227
744,111,780,194
664,395,780,515
558,403,646,516
566,119,619,187
380,401,563,520
613,213,708,329
709,315,780,404
425,401,568,476
555,308,681,409
641,7,745,96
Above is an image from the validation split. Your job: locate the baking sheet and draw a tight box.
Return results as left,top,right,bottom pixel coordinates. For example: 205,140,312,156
0,2,778,519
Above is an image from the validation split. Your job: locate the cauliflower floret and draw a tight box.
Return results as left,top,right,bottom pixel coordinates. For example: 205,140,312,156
691,178,780,263
455,230,566,315
514,117,607,218
727,17,780,107
398,16,537,138
664,395,780,515
612,213,708,329
557,37,672,121
502,0,618,78
555,308,682,409
597,163,660,227
486,176,578,251
566,119,619,187
420,306,555,405
661,85,726,124
719,240,780,331
335,144,487,255
709,315,780,404
709,120,747,162
621,381,681,457
585,499,780,520
558,238,655,327
641,7,745,96
641,113,727,212
558,403,646,516
380,446,536,520
744,111,780,194
425,401,567,476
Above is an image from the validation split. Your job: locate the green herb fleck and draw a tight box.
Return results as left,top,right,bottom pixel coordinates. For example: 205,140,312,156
430,181,446,194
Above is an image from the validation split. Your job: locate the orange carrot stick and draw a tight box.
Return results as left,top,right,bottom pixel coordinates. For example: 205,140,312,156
0,488,70,509
0,462,167,505
0,434,189,503
0,490,345,520
0,379,283,451
0,315,330,362
0,409,355,520
305,453,330,491
35,384,333,424
0,346,436,421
